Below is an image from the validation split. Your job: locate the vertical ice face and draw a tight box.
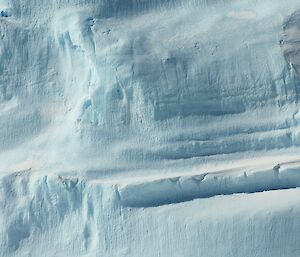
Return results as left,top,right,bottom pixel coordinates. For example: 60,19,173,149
2,1,300,256
282,10,300,76
0,0,300,170
51,0,300,168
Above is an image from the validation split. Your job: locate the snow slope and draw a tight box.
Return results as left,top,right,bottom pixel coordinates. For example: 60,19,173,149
1,0,300,256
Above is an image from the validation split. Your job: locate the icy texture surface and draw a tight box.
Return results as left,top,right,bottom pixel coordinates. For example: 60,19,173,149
1,0,300,256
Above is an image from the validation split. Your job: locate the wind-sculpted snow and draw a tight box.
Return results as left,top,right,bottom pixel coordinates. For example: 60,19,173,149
1,0,300,256
1,0,300,170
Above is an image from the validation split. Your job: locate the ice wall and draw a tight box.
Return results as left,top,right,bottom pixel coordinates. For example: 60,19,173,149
1,0,300,171
1,167,300,257
1,0,300,256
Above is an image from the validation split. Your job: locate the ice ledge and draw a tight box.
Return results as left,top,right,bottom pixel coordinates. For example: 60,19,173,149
117,161,300,207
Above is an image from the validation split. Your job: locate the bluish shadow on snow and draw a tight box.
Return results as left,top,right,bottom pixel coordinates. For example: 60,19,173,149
117,165,300,207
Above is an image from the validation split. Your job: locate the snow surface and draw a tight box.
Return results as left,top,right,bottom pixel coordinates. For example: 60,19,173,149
1,0,300,256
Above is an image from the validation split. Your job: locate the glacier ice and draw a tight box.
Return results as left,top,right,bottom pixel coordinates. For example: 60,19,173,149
1,0,300,256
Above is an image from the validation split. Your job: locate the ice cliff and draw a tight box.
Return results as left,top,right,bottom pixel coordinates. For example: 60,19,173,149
1,0,300,256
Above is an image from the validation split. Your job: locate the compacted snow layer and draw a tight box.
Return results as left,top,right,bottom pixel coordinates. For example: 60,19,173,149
1,168,300,257
1,0,300,256
1,0,300,171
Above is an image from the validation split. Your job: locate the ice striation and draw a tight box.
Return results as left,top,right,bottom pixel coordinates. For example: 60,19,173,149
1,0,300,256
